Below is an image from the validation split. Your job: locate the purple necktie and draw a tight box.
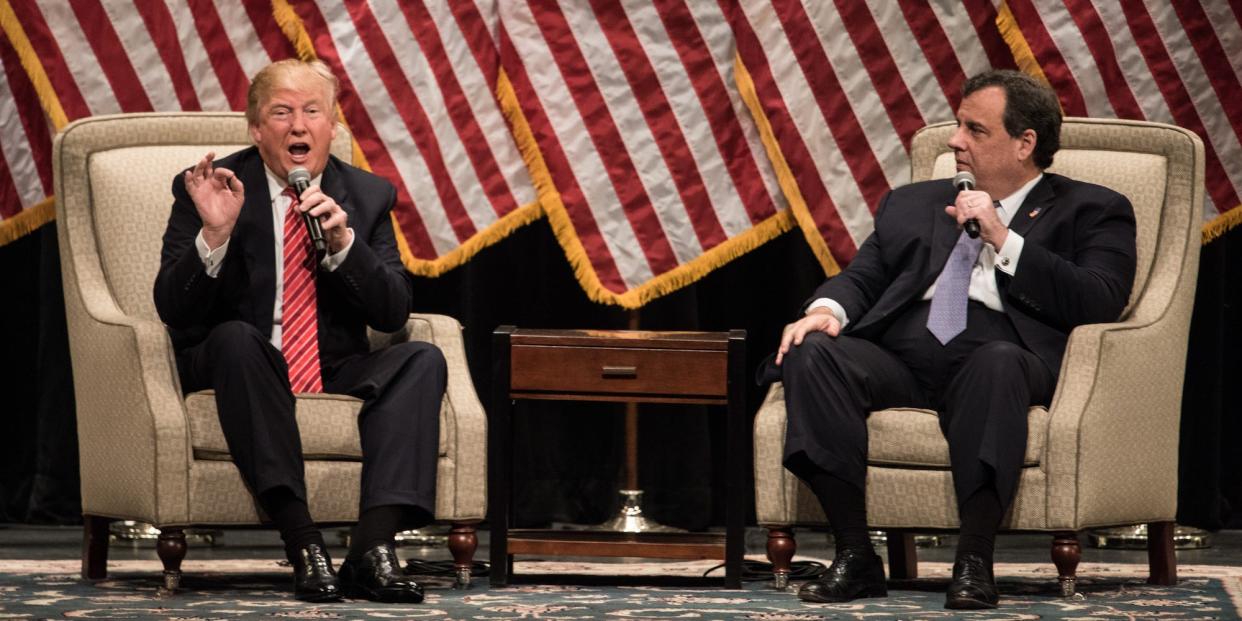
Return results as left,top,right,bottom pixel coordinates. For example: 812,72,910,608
927,231,984,344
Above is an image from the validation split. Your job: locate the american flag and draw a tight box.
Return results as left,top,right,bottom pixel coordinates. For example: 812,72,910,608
0,0,292,243
496,0,789,306
277,0,540,277
732,0,1017,274
998,0,1242,223
0,21,53,245
1,1,1240,303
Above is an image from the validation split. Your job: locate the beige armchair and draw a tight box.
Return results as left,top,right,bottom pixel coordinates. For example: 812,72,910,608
754,118,1203,595
53,112,487,591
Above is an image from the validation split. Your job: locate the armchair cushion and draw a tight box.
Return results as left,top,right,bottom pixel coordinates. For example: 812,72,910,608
187,391,452,461
868,407,1048,468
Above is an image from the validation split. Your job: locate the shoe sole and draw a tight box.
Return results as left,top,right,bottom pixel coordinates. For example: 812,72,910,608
945,596,998,610
295,591,343,604
798,586,888,603
343,585,424,604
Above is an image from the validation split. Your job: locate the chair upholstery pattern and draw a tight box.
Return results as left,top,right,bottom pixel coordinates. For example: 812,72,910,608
54,112,486,584
753,118,1204,589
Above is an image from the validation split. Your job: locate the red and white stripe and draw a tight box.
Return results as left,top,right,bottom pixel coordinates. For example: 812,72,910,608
8,0,291,120
288,0,536,265
1003,0,1242,217
0,26,52,223
732,0,1015,268
498,0,786,295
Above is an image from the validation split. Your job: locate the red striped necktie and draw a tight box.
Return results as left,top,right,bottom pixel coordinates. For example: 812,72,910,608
281,186,323,393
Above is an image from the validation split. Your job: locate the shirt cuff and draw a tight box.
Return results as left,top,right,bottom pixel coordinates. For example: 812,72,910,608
806,298,850,330
995,230,1024,275
320,227,355,272
195,230,229,278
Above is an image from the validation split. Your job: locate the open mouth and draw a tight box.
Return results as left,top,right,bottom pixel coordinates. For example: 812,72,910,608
288,143,310,158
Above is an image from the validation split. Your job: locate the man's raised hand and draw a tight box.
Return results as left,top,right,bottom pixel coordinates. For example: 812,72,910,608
185,152,244,249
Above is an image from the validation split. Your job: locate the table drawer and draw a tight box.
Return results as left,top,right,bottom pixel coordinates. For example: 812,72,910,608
509,345,727,397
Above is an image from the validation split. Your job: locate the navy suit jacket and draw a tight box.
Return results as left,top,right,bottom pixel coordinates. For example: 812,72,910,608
153,146,413,368
807,173,1137,376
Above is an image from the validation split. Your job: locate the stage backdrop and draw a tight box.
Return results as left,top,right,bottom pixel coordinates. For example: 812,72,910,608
0,1,1239,527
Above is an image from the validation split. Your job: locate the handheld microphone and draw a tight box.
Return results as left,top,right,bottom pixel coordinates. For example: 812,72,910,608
287,167,327,254
953,170,980,239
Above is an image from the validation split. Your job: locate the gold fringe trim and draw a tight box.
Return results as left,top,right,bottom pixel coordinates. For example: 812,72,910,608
396,201,543,277
496,64,795,307
0,0,67,129
1203,204,1242,244
0,197,54,246
608,211,793,309
493,66,613,301
995,2,1055,90
382,67,543,276
272,0,317,63
733,53,840,277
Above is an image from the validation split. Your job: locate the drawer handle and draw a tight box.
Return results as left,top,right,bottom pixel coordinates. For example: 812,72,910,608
601,365,638,379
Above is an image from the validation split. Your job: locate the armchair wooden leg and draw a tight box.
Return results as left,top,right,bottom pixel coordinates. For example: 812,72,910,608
448,522,479,589
885,530,918,579
1147,521,1178,585
1051,531,1081,597
766,527,796,590
81,514,111,580
156,528,187,595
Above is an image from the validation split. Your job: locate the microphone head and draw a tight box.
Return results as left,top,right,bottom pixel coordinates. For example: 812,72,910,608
952,171,975,191
287,167,311,188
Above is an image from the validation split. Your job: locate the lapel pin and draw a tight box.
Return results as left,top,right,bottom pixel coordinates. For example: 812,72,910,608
1029,208,1041,218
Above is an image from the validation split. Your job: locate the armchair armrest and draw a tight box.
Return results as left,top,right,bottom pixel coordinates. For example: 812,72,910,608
1042,313,1191,527
371,313,487,521
64,308,192,525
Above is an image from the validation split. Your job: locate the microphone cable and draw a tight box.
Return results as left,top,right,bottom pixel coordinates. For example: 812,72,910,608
404,558,491,577
701,559,828,582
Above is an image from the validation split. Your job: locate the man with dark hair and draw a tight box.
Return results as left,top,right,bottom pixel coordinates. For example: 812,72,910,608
154,59,442,604
772,70,1136,609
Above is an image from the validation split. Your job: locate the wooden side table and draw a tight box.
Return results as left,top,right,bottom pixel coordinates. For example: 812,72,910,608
489,327,748,588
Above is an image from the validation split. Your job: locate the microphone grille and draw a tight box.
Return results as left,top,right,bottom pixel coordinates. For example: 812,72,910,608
952,171,975,189
287,167,311,186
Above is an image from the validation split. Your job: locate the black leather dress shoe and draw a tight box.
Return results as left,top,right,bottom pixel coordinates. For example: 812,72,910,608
945,553,999,609
339,544,425,603
797,548,888,603
291,543,342,603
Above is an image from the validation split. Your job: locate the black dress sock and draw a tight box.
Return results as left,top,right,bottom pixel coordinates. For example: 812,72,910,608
808,469,874,556
348,505,433,561
258,487,324,565
957,486,1004,565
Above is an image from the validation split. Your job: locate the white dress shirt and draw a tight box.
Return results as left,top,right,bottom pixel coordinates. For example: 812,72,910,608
808,174,1043,328
194,166,354,348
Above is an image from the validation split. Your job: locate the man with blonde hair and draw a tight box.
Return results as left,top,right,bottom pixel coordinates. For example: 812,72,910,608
154,59,441,603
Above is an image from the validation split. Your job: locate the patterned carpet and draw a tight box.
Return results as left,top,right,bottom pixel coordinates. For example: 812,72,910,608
0,558,1239,619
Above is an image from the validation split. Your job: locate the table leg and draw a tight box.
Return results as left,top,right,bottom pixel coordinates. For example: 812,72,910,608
490,327,515,587
724,331,748,589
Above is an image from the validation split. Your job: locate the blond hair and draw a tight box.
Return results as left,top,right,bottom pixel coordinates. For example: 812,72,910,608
245,59,339,125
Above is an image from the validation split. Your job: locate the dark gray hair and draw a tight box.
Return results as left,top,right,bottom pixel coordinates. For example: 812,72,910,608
963,70,1061,169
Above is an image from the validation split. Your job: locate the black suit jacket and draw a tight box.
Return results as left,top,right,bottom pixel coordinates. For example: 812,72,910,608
807,173,1137,375
153,146,413,368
